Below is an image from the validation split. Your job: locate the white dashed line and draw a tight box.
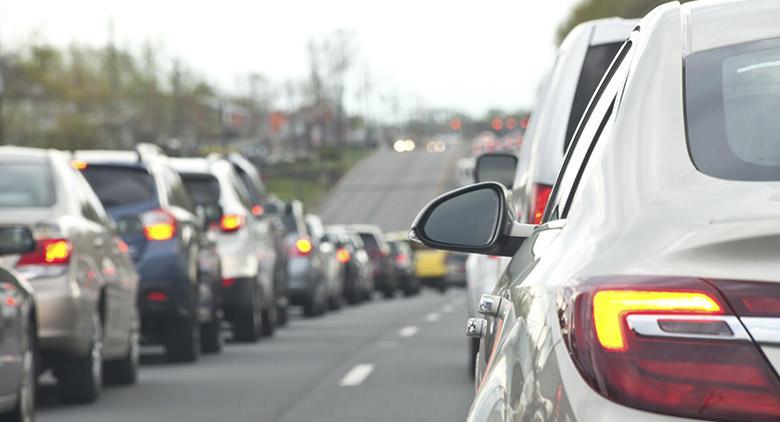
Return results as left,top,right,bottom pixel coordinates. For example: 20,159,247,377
425,313,441,322
339,364,375,387
399,326,420,337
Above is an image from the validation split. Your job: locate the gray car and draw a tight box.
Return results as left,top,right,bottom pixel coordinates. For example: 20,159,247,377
0,147,139,404
411,1,780,420
282,201,329,317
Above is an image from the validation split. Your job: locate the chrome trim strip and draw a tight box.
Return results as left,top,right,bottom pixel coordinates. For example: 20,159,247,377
741,317,780,346
626,315,751,341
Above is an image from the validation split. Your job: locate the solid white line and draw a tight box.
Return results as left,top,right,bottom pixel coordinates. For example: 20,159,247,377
425,313,441,322
399,326,420,337
339,364,375,387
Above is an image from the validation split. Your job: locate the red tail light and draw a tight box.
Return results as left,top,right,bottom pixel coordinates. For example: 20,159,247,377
220,214,244,233
142,209,177,241
222,278,236,288
530,183,552,225
560,276,780,421
336,248,351,263
17,238,72,266
395,254,408,265
291,238,313,256
147,291,168,302
251,205,264,216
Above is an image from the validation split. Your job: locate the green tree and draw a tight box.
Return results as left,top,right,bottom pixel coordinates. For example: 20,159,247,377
557,0,695,43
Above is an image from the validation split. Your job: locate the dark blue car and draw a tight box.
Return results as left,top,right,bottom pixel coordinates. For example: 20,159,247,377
76,146,221,362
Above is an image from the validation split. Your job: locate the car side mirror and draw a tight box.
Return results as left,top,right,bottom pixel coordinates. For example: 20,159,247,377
196,204,223,229
475,153,518,189
0,226,36,256
409,182,536,257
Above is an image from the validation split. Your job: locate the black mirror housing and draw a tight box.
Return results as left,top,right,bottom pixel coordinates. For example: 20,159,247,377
475,153,518,189
0,226,36,256
409,182,534,257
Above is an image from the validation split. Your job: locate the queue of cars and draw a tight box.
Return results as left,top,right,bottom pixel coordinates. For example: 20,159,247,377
413,0,780,421
0,144,431,421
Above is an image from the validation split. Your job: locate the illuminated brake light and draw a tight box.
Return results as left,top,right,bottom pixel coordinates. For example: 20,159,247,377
70,160,88,170
142,209,177,241
336,248,351,263
222,278,235,288
251,205,264,216
220,214,244,232
17,238,72,266
292,238,313,256
395,254,407,265
531,183,552,224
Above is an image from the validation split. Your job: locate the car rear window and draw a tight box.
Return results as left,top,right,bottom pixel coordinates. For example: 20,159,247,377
0,160,56,207
181,174,221,206
282,213,299,232
564,41,623,152
82,165,157,208
358,233,379,250
687,38,780,180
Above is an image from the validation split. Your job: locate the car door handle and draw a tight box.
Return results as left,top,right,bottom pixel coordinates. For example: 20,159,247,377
478,294,503,317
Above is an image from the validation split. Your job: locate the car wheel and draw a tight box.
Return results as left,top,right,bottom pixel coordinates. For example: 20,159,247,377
5,320,35,422
233,284,261,342
329,294,342,311
261,299,276,337
276,303,289,327
104,323,139,385
58,312,102,404
165,316,200,363
383,288,395,299
200,315,223,354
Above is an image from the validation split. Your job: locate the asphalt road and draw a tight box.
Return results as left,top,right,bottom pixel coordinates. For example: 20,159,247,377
38,290,474,422
319,145,464,233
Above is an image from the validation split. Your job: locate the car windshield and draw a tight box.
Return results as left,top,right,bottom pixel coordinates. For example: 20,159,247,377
0,160,56,207
687,38,780,180
181,174,221,206
82,165,157,208
564,41,623,151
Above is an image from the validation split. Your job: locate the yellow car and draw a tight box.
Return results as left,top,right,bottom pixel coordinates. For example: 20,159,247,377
414,249,449,291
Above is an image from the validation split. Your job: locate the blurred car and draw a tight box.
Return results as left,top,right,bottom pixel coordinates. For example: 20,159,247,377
0,226,37,421
387,240,419,296
171,157,278,341
0,147,139,403
225,154,290,325
350,225,396,298
513,17,636,225
282,201,328,316
325,226,374,304
413,2,780,420
414,249,448,292
464,254,508,375
444,253,468,287
76,147,213,362
304,214,343,310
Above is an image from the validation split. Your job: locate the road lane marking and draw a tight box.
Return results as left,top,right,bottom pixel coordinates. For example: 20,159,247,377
399,326,420,337
425,313,441,322
339,364,375,387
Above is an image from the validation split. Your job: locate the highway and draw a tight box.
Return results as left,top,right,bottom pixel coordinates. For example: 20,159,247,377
319,146,464,232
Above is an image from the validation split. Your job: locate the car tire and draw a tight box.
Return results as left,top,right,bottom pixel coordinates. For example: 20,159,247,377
233,283,261,342
329,295,342,311
382,289,395,299
165,316,200,363
200,317,223,354
261,301,276,337
104,326,139,385
58,313,102,404
277,302,289,327
5,320,35,422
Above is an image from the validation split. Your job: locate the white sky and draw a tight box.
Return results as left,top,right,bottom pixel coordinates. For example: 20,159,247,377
0,1,578,116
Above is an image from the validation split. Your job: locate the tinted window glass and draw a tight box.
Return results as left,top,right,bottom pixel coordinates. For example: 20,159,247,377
0,160,56,207
687,38,780,180
565,42,623,151
82,166,156,208
423,188,500,247
358,233,380,251
282,213,299,232
181,175,221,206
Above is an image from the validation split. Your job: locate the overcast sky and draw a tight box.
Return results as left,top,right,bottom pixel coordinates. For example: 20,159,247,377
1,1,578,116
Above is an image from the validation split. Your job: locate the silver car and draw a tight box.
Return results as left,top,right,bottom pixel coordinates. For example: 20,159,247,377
171,157,278,342
305,214,344,310
0,147,139,404
411,1,780,420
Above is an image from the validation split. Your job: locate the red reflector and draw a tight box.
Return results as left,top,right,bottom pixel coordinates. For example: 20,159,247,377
222,278,235,288
560,276,780,421
147,291,168,302
17,238,72,266
531,184,552,225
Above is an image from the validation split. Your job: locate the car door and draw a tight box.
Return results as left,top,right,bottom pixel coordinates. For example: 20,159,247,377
0,268,24,396
471,37,636,420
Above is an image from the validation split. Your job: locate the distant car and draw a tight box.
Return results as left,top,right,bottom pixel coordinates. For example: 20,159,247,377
325,226,374,304
444,253,468,287
387,240,419,296
464,253,508,374
282,201,328,316
0,147,140,403
513,17,637,225
225,154,290,325
76,147,215,362
414,249,449,292
350,225,396,298
0,226,37,421
305,214,344,310
171,157,278,341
